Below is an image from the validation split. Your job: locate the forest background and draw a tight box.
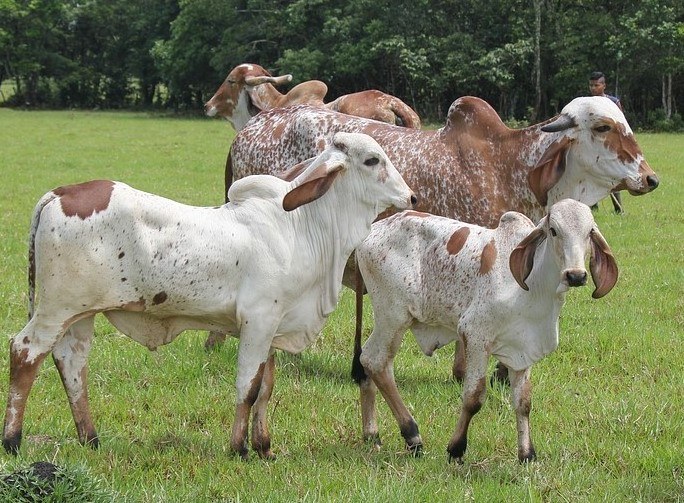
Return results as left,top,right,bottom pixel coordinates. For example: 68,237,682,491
1,0,683,129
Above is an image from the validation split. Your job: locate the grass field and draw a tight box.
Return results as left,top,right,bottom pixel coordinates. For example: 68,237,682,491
0,108,682,502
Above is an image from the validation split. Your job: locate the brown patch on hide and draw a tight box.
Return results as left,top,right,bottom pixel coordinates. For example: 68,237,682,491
602,122,641,164
53,180,115,220
446,227,470,255
152,292,168,305
478,239,497,275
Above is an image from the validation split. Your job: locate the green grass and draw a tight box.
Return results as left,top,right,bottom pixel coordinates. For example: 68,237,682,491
0,109,682,502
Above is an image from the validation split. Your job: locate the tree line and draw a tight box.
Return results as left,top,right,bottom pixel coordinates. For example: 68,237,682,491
1,0,682,129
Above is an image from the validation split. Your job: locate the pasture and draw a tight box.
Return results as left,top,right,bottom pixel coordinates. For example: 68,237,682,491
0,108,682,502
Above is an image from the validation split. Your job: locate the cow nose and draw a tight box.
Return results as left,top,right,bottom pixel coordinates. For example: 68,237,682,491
410,193,418,207
646,175,659,190
565,270,587,287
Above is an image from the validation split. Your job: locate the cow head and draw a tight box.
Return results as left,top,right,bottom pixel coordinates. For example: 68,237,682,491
529,97,659,207
204,63,293,131
283,132,416,212
510,199,618,298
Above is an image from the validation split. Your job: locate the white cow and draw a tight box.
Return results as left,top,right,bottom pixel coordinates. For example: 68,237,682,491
2,132,416,460
355,200,618,462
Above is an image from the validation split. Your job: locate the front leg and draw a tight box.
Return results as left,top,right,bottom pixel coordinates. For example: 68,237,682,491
447,333,489,464
251,352,276,460
230,315,277,460
509,367,536,462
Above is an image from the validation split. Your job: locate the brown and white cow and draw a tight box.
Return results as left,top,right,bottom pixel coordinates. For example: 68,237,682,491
204,63,421,132
218,95,659,376
2,133,416,459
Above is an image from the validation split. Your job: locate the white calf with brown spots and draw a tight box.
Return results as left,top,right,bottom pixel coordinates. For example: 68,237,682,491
2,132,415,459
354,199,618,463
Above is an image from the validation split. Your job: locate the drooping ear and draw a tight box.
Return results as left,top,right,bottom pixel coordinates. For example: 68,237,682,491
277,157,316,182
528,136,574,206
589,227,619,298
509,221,547,291
282,161,344,211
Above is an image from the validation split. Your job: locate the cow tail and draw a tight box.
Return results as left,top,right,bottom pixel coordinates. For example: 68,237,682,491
351,254,368,384
224,150,234,204
27,192,58,320
391,98,422,130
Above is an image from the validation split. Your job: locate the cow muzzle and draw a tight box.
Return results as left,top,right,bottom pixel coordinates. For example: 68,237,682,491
615,161,659,195
204,102,218,117
564,269,588,288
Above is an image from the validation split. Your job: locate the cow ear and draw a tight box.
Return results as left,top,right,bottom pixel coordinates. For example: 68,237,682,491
246,85,273,112
509,222,547,290
528,137,574,206
282,162,344,211
277,157,316,182
589,227,619,298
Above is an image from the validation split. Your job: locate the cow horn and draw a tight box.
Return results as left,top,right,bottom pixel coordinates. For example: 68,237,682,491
244,74,293,87
541,114,577,133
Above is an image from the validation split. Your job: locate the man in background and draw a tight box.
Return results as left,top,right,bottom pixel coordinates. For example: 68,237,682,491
589,71,624,213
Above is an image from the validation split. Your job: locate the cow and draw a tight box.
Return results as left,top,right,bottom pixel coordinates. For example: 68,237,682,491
2,132,416,460
354,200,618,462
204,63,421,131
215,95,659,370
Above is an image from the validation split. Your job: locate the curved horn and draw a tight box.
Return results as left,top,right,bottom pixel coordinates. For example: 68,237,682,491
244,74,293,87
541,114,577,133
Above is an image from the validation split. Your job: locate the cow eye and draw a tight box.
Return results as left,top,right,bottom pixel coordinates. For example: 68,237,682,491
549,227,557,237
594,125,611,133
364,157,379,166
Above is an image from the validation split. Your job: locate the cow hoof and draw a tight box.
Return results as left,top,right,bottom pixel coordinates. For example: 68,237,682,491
446,437,467,464
364,433,382,448
407,441,423,458
518,447,537,463
2,434,21,456
257,449,276,461
448,454,465,465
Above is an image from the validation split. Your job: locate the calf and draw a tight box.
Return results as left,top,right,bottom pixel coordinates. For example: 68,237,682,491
2,133,415,459
354,200,618,462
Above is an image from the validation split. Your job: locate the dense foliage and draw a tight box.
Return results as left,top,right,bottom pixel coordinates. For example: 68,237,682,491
1,0,682,127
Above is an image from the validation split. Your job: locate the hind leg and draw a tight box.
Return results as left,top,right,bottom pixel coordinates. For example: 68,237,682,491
52,315,98,448
3,317,63,454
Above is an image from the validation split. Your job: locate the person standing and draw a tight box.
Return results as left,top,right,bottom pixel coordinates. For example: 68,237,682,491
589,71,624,213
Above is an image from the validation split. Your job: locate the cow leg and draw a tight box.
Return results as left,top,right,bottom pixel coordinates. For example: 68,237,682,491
446,336,488,464
230,321,275,459
509,367,536,463
204,331,227,350
610,191,624,214
452,341,466,382
251,352,276,460
360,323,421,455
52,316,98,448
368,362,422,455
3,318,62,454
358,376,381,447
